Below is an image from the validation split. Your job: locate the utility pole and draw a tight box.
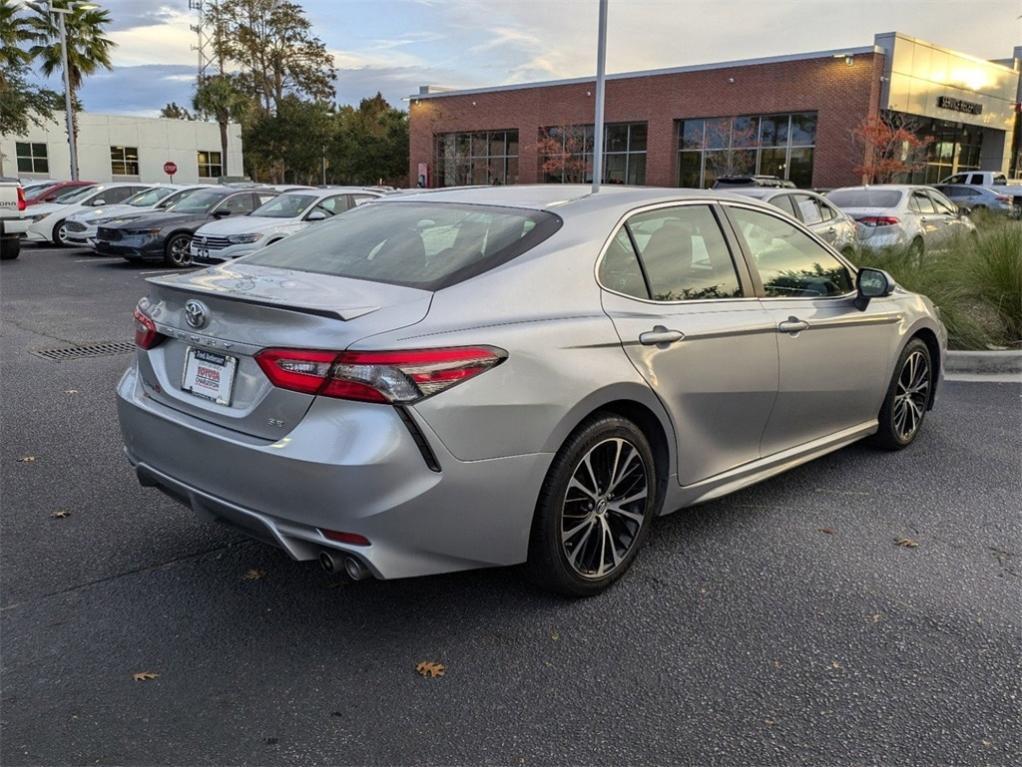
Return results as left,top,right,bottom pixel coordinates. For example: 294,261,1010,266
47,3,86,181
591,0,608,194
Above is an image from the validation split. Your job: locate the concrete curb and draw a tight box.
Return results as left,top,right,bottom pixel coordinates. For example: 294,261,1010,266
945,350,1022,374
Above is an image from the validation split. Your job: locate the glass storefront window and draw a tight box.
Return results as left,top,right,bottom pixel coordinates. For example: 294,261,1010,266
540,122,648,185
787,148,814,187
679,120,704,150
789,113,817,145
434,129,519,187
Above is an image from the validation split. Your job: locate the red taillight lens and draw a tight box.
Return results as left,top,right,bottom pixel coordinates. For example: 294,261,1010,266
856,216,901,227
133,305,164,349
255,346,506,404
16,186,26,212
995,195,1011,203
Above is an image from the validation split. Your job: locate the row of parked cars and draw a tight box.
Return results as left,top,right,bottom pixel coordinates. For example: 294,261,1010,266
11,180,387,265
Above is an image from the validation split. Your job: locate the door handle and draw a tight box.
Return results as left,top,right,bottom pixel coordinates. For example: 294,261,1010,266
777,316,810,335
827,226,836,233
639,325,685,346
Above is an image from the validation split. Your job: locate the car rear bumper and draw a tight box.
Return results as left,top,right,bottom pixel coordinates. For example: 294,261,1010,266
116,363,551,579
1,219,28,237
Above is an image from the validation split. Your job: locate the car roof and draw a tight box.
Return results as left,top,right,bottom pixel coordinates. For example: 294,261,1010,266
383,184,780,216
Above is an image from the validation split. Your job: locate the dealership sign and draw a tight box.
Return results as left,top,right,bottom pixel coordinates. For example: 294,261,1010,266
936,96,983,116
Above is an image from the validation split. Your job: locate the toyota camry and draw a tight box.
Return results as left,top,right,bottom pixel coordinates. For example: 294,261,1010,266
118,186,946,596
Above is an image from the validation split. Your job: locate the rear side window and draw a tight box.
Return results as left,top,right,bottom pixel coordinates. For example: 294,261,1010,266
622,205,742,301
910,192,935,214
599,229,648,298
244,202,562,290
928,191,956,215
728,206,852,298
793,194,823,224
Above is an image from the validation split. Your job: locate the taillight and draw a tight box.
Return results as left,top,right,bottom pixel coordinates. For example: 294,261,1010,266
255,346,506,404
996,195,1011,203
16,187,26,212
133,305,164,349
856,216,900,227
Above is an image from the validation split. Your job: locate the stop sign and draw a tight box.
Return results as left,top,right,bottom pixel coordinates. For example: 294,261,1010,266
163,161,177,175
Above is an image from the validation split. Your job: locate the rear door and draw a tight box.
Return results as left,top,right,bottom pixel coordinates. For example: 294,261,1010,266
723,203,899,453
598,202,779,485
909,190,943,248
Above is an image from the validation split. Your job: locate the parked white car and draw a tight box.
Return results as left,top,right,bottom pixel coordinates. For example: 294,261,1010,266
25,182,152,246
190,187,383,264
826,185,976,257
0,178,27,260
64,185,207,248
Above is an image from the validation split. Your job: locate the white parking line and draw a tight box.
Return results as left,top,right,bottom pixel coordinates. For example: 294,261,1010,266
73,257,122,263
137,268,199,276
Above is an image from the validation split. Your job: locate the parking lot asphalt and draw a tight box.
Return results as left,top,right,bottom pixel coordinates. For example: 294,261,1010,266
2,245,1020,766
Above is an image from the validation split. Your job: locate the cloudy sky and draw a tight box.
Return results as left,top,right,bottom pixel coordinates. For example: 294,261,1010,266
30,0,1022,115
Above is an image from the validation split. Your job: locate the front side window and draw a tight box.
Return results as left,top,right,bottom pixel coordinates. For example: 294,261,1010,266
89,186,140,206
244,202,561,290
310,195,350,216
620,205,742,301
215,193,256,215
110,146,140,176
727,206,852,298
793,194,823,224
16,142,48,174
197,150,223,178
928,191,956,215
171,190,229,214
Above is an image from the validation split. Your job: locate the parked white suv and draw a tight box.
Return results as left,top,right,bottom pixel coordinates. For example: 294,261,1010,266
826,185,976,257
190,187,383,264
25,182,152,246
0,178,27,260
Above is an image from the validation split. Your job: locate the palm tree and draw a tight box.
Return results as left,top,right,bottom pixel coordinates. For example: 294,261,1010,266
0,0,33,73
193,75,250,176
26,1,115,142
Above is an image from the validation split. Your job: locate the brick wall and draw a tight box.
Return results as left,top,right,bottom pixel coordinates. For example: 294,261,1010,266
409,52,884,189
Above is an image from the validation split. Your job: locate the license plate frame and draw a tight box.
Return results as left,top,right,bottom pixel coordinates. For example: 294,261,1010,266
182,347,238,406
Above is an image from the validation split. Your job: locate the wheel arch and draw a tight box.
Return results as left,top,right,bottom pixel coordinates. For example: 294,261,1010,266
907,325,942,409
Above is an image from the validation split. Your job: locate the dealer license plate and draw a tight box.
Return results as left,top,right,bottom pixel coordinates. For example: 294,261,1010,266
182,348,237,405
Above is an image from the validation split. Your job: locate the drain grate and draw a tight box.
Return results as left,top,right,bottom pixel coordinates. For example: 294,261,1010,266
32,341,136,362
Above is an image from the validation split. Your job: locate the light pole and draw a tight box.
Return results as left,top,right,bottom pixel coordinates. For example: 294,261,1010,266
44,2,97,181
591,0,608,194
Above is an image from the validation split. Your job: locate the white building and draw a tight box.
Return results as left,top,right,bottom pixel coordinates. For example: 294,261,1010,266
0,112,243,183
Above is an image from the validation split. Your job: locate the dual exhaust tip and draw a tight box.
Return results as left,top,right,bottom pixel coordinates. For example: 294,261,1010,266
319,549,370,581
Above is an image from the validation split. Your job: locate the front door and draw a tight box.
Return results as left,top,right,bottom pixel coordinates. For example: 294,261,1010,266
598,203,779,485
723,204,900,454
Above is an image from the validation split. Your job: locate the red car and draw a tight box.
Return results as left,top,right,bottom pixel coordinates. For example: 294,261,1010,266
24,180,94,206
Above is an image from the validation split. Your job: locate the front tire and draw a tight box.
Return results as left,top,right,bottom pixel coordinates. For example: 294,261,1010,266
52,220,70,247
872,338,932,450
526,414,659,597
164,233,192,267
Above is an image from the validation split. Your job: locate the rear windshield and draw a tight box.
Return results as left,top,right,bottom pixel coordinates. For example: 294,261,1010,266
827,189,903,208
243,202,562,290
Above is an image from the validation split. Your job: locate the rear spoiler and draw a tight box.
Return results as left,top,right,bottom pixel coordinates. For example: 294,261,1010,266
150,280,378,321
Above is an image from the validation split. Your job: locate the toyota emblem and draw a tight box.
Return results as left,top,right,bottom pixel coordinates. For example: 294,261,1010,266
184,299,209,329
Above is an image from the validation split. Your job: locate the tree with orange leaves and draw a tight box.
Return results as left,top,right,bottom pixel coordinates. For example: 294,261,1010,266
851,114,934,183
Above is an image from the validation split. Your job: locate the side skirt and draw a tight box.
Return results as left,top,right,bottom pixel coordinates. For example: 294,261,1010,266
661,420,879,512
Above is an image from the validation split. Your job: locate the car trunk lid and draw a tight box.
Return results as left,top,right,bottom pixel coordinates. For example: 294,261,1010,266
137,263,432,439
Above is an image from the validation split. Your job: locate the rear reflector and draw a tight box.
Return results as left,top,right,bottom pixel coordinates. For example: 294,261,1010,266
855,216,900,227
321,529,371,546
133,305,164,349
255,346,506,404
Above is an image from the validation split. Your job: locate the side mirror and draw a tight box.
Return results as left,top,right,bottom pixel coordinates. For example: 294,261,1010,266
854,267,894,311
305,209,328,221
212,208,232,218
91,199,106,206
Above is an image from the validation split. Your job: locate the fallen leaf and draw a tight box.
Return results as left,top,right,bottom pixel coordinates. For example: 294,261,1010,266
242,568,266,581
830,660,842,670
17,456,36,463
981,740,993,747
550,631,560,641
869,613,884,623
132,672,158,682
764,718,777,726
817,528,835,535
63,389,79,395
50,510,71,519
895,537,919,549
415,661,445,678
772,660,782,669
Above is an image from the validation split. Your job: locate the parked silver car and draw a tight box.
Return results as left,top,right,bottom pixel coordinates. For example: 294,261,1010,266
934,184,1019,218
726,187,858,255
118,186,946,595
826,185,976,257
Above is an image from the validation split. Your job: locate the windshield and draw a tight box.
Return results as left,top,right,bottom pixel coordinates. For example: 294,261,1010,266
826,189,903,208
126,187,175,207
54,186,97,204
244,202,562,290
251,194,317,219
167,189,228,214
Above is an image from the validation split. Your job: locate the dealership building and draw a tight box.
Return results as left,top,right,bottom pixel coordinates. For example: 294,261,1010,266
409,32,1022,190
0,112,243,184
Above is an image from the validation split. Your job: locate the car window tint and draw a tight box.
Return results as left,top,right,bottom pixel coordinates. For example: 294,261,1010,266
728,207,853,298
769,194,798,218
910,192,935,214
316,195,349,215
218,194,255,214
928,191,956,216
350,194,376,206
793,194,822,224
598,228,648,298
626,206,741,301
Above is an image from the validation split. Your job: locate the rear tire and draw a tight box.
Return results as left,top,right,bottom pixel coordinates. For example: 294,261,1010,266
871,338,932,450
0,236,20,260
525,414,659,597
164,233,192,267
908,237,924,262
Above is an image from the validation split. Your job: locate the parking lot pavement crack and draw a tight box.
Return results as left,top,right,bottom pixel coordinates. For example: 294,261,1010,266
0,539,255,612
1,314,82,348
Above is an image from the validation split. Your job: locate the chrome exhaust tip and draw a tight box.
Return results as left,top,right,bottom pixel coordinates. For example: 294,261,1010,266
319,550,342,574
343,556,368,581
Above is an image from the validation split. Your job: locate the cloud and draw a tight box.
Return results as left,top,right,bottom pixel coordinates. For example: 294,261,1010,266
78,64,197,116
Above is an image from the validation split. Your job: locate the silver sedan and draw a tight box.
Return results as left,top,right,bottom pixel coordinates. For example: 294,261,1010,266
118,186,946,596
726,187,859,256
